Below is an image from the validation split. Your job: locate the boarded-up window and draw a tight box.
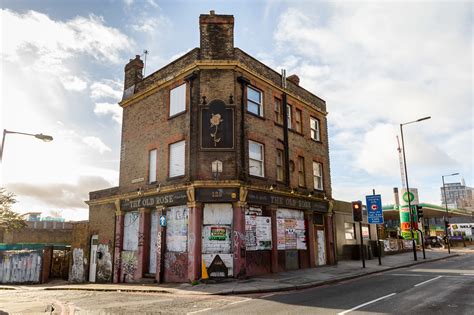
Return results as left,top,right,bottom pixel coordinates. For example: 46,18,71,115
123,211,139,251
166,206,188,252
169,140,185,177
169,83,186,117
276,149,284,182
149,149,157,183
295,108,302,133
276,209,306,250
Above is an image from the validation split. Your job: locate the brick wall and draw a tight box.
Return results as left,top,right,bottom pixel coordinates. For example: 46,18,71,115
2,227,72,244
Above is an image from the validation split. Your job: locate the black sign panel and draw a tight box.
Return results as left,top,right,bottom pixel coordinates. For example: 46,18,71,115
195,188,239,202
121,191,188,210
200,100,234,150
246,190,329,212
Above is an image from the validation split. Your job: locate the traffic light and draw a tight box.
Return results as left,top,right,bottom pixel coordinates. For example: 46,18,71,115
416,205,423,218
352,200,363,222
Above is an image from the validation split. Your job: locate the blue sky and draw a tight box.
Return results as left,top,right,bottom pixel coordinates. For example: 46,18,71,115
1,0,472,220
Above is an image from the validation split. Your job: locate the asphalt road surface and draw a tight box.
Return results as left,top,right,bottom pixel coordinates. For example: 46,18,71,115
209,254,474,315
0,254,472,314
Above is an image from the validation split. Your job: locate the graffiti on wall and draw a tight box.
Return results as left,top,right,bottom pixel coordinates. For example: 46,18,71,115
164,252,188,282
97,244,112,282
0,250,42,284
121,251,137,282
70,248,85,283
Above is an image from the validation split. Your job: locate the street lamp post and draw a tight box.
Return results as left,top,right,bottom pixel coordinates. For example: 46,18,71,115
400,116,431,261
0,129,53,162
442,172,459,254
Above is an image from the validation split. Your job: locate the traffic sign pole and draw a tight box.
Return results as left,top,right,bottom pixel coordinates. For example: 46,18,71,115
373,189,382,266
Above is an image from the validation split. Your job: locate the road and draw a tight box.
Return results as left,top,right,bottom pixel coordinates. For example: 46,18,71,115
210,253,474,315
0,254,472,314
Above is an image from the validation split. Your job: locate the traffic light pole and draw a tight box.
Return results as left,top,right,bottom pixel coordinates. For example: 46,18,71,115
359,221,365,268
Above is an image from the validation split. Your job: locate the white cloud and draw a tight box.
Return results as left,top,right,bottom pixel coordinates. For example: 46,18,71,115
94,102,123,124
90,80,123,101
82,136,112,154
273,3,472,204
61,76,88,91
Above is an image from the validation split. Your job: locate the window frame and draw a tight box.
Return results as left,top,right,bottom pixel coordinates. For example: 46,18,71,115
169,140,186,178
276,149,285,182
313,161,323,191
249,140,265,177
274,97,283,124
169,83,187,118
297,156,306,187
310,117,321,142
247,86,263,117
287,104,292,129
148,148,157,184
295,108,302,133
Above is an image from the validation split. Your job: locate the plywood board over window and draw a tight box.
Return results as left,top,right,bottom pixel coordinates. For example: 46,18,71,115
169,140,185,177
123,211,139,251
169,83,186,117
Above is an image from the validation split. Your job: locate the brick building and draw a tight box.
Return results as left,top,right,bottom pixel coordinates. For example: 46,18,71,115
86,11,334,284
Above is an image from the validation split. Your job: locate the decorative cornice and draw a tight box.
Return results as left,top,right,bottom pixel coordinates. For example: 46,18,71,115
119,61,328,116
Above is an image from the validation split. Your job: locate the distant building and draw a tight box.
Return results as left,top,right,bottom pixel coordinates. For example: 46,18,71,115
441,179,474,209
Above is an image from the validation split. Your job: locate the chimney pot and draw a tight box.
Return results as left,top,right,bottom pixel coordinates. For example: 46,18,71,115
210,10,215,15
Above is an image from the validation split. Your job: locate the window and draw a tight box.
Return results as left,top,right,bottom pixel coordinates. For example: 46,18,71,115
287,105,292,129
169,83,186,117
313,161,323,190
247,86,263,117
310,117,320,141
148,149,157,183
169,140,185,177
344,222,355,240
274,98,283,124
276,149,285,181
298,156,305,187
295,109,302,133
249,140,264,177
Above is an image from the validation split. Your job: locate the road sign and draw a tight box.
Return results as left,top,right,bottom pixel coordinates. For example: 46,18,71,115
159,215,167,227
400,188,419,205
365,194,384,224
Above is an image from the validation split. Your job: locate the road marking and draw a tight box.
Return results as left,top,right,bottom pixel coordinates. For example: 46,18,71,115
187,308,213,314
228,298,252,305
388,273,424,277
261,293,275,298
414,276,443,287
337,293,396,315
462,274,474,276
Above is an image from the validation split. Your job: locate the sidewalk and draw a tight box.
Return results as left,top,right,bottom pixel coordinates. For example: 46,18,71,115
1,247,471,295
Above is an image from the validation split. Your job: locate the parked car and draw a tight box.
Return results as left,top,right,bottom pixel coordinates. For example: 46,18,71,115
425,236,444,248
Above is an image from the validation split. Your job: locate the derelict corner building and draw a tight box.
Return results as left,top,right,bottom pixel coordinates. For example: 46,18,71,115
87,11,334,283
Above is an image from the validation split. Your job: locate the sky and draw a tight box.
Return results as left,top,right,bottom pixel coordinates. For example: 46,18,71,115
1,0,472,221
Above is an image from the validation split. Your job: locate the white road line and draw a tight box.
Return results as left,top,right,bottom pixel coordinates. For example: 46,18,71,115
187,307,213,314
337,293,396,315
388,273,424,277
414,276,443,287
261,293,275,298
462,274,474,276
228,298,252,305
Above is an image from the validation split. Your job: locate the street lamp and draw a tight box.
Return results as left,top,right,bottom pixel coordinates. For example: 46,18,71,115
442,172,459,254
0,129,53,162
400,116,431,261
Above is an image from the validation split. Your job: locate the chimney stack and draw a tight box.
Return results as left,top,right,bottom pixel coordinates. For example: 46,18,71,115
123,55,144,95
199,11,234,60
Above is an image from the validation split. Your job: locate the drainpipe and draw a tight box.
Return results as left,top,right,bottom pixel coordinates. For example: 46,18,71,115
282,93,290,187
184,71,198,181
237,75,250,181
